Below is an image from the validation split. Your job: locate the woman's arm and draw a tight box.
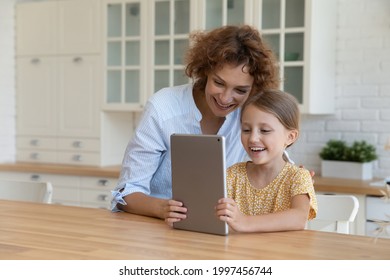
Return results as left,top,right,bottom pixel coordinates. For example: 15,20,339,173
118,192,187,221
216,194,310,233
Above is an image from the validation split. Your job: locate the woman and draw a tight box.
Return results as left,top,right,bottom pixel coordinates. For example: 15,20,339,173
111,25,279,221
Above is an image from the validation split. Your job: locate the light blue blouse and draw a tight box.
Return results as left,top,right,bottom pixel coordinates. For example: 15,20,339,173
111,84,247,211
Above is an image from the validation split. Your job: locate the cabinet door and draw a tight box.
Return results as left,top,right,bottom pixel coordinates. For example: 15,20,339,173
202,0,249,29
58,0,101,54
57,55,100,138
16,57,57,136
152,0,190,93
257,0,336,114
16,1,57,56
104,0,146,110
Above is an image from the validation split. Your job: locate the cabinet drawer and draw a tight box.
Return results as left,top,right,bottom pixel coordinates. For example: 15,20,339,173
80,176,117,189
17,136,57,150
366,196,390,220
16,150,57,163
80,189,111,205
52,185,80,202
58,138,100,152
58,152,100,165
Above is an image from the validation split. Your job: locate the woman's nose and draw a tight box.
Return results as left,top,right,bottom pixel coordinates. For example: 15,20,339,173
219,90,233,104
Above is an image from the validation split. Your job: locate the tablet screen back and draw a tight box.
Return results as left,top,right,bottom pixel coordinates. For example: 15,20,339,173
170,134,228,236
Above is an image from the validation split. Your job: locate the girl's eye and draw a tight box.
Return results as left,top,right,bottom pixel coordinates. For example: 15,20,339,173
242,128,251,133
260,129,271,134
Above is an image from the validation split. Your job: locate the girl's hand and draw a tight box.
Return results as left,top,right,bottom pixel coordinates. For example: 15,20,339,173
215,197,247,232
164,199,187,227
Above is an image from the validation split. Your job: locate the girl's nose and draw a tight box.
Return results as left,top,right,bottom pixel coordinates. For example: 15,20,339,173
249,131,260,143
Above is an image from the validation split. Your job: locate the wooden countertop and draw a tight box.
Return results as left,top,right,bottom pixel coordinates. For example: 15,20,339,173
0,162,121,178
0,162,386,196
1,199,390,260
314,176,385,196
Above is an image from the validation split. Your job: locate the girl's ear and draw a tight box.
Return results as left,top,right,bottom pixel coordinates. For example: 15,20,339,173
286,129,299,147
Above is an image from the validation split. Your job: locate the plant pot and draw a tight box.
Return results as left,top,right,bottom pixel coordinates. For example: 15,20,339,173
321,160,373,180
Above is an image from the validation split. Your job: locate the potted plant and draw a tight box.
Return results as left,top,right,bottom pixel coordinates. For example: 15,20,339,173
319,140,378,180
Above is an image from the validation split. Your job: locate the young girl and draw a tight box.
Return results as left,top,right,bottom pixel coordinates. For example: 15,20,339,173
216,89,317,233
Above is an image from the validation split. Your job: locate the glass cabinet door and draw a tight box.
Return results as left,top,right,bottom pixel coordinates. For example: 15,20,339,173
105,1,143,109
260,0,305,105
153,0,190,93
204,0,246,30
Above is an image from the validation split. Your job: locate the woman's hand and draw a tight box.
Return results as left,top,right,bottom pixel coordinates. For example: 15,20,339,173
299,165,315,184
164,199,187,227
215,197,248,232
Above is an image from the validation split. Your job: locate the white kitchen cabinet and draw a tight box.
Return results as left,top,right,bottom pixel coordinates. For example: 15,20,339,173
57,55,100,138
17,0,100,56
0,171,114,209
58,0,101,54
16,54,102,165
16,57,57,137
103,0,336,114
16,0,132,166
16,1,57,55
366,196,390,239
256,0,336,114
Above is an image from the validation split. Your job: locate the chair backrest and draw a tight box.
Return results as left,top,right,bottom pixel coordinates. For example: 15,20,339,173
307,194,359,234
0,180,53,204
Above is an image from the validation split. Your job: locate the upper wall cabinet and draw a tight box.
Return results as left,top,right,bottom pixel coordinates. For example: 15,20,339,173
103,0,336,114
255,0,336,114
103,0,193,111
16,0,101,56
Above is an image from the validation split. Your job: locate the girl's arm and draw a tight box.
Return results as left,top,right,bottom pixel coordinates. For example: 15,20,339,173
215,194,310,233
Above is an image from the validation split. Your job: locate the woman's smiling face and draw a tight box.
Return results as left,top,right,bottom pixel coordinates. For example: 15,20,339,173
204,64,254,118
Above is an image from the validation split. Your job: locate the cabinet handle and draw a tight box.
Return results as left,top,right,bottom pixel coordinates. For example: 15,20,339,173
72,141,83,148
30,152,39,160
72,155,82,162
30,139,39,146
98,179,109,186
73,57,83,63
98,194,109,201
30,174,40,181
31,58,40,64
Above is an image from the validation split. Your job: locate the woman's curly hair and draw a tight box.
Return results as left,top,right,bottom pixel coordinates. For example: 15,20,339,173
185,25,280,95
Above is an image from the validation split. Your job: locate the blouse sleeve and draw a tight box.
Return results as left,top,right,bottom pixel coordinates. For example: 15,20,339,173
291,168,318,220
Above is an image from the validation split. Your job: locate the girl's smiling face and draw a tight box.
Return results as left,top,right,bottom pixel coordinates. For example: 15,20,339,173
204,64,253,118
241,104,298,166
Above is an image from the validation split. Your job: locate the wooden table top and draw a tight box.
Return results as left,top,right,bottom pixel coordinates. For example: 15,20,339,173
1,200,389,260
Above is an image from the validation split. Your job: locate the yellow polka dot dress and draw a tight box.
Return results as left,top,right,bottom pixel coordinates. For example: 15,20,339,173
227,162,317,220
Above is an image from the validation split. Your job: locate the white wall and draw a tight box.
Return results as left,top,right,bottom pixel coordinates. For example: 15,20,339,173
289,0,390,178
0,0,16,162
1,0,389,178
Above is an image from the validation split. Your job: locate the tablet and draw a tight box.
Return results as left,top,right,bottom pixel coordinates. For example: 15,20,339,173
170,134,228,236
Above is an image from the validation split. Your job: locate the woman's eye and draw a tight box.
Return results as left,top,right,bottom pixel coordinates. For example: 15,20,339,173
236,89,248,95
214,80,223,86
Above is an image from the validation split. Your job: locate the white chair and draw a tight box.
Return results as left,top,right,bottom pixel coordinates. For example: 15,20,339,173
0,180,53,204
307,194,359,234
